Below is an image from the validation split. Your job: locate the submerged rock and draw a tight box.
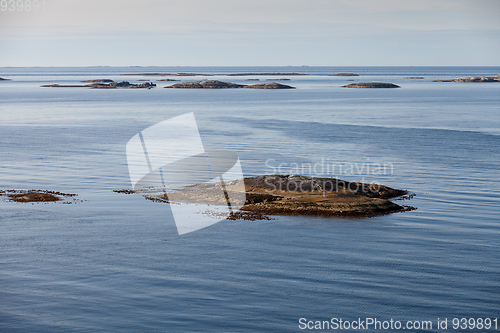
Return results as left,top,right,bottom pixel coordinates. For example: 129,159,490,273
343,82,400,88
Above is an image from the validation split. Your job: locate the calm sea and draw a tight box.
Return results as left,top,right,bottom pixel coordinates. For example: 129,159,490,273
1,67,499,332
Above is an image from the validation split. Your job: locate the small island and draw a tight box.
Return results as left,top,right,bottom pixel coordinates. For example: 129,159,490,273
433,75,500,82
329,73,359,76
343,82,400,88
244,82,295,89
0,190,80,203
81,79,114,83
227,72,307,76
42,81,156,89
121,73,213,76
266,78,291,81
0,77,11,81
405,77,424,79
157,78,180,81
164,80,245,89
116,175,416,219
164,80,295,89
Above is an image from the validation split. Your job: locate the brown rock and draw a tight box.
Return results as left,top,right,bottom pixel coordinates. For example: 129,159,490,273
244,82,295,89
343,82,400,88
164,80,245,88
329,73,359,76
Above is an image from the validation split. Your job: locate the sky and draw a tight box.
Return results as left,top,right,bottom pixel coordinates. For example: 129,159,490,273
0,0,499,66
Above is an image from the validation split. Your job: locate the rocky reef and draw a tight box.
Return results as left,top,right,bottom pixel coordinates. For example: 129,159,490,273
244,82,295,89
164,80,295,89
343,82,400,88
119,175,416,219
433,75,500,82
157,79,180,81
235,175,413,217
266,78,291,81
42,81,156,89
121,73,213,76
81,79,114,83
0,190,80,204
329,73,359,76
164,80,245,89
227,72,307,76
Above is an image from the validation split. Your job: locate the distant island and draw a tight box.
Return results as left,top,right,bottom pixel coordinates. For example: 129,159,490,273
121,73,213,76
42,81,156,89
81,79,114,83
227,73,307,76
157,79,180,81
120,72,307,77
0,77,11,80
405,77,424,79
433,75,500,82
329,73,359,76
164,80,295,89
343,82,400,88
244,82,295,89
164,80,245,89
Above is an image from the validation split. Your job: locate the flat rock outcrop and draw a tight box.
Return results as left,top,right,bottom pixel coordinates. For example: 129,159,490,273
228,72,307,76
164,80,295,89
164,80,245,89
0,77,11,81
0,190,80,204
121,73,213,76
42,81,156,89
343,82,400,88
244,82,295,89
433,75,500,82
329,73,359,76
81,79,114,83
152,175,414,218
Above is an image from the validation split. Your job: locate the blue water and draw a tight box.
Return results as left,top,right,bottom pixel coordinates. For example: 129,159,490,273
0,67,499,332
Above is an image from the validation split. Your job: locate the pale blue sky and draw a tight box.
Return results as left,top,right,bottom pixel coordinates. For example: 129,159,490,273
1,0,499,66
